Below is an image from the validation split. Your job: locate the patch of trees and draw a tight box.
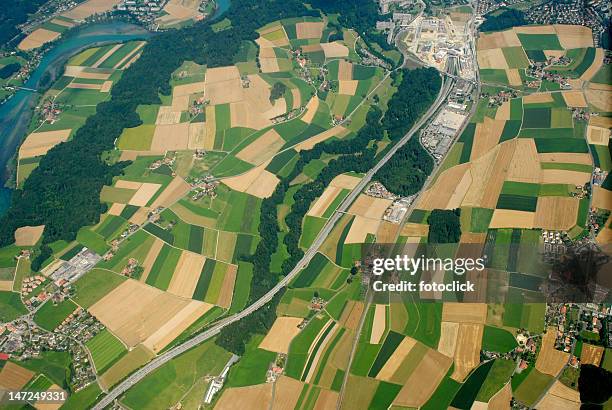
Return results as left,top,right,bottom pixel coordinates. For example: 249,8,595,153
578,364,612,406
309,0,392,52
216,69,441,355
0,0,319,248
382,69,441,141
0,0,48,48
0,62,20,79
479,8,527,32
376,138,433,196
427,209,462,243
269,82,286,102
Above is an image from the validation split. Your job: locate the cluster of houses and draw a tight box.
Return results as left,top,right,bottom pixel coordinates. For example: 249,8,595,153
1,309,103,392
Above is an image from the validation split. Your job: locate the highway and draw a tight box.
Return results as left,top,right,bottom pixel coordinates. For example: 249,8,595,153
94,65,455,410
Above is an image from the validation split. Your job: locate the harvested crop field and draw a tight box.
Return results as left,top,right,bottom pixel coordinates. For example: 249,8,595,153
339,301,364,331
150,177,191,209
534,196,579,230
99,344,154,389
580,343,603,366
478,48,508,69
592,186,612,210
188,122,211,149
393,349,452,408
451,323,484,381
442,303,487,323
562,91,588,107
338,60,353,80
338,80,359,95
524,92,553,104
344,215,380,244
536,327,570,376
418,163,470,210
585,87,612,111
230,101,274,130
321,42,349,58
63,0,121,19
139,238,164,283
222,161,280,198
538,152,593,165
437,321,459,357
19,129,71,159
554,24,593,48
489,209,535,228
128,183,161,207
151,123,190,151
155,106,181,125
308,186,343,217
14,225,44,246
0,362,34,390
236,129,284,165
477,30,521,50
216,264,237,309
296,22,324,39
166,251,206,298
506,69,522,86
580,48,604,81
376,336,417,382
540,169,590,185
89,279,210,352
18,29,61,50
401,222,429,237
471,118,505,160
537,380,580,409
271,376,304,410
586,125,610,146
301,96,320,124
348,195,392,220
507,139,541,183
259,316,303,354
370,304,387,344
215,383,273,410
330,174,361,189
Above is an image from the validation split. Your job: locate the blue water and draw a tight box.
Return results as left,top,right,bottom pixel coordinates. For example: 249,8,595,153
212,0,231,20
0,21,151,214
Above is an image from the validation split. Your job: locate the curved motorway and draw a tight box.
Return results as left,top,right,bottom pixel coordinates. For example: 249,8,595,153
94,66,455,410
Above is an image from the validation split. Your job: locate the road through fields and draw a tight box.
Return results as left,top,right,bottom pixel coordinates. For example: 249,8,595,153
94,68,455,410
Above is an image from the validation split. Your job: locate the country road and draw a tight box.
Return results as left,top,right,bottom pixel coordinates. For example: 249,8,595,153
94,64,455,410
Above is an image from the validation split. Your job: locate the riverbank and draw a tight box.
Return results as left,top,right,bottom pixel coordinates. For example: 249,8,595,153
0,21,151,214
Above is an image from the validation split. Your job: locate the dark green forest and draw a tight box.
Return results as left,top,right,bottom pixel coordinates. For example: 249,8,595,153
427,209,462,243
0,0,48,47
479,7,527,32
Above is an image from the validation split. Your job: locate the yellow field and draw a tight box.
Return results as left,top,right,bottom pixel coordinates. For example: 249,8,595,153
236,129,284,165
18,29,61,50
166,251,206,298
369,304,386,344
377,336,417,382
259,316,303,353
221,161,280,199
19,129,71,159
0,362,34,390
537,380,580,410
534,196,579,230
215,383,273,410
442,303,487,323
451,323,484,381
535,327,570,376
437,321,459,357
580,343,604,366
14,225,45,246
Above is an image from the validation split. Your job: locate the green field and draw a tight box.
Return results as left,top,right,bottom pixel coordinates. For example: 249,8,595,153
117,125,155,150
517,33,563,50
34,299,78,331
451,360,495,409
502,47,530,68
523,107,551,128
475,359,515,402
0,291,28,322
226,335,276,387
482,325,518,353
146,244,181,290
85,329,127,373
480,69,509,85
514,368,553,406
72,268,127,308
121,340,231,409
286,314,330,379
